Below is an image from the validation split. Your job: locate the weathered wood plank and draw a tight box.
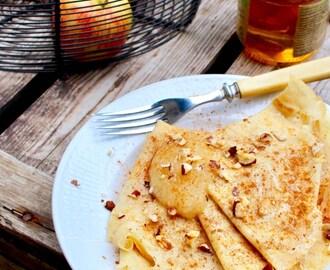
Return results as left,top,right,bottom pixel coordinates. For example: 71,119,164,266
0,72,35,108
0,0,239,176
0,149,72,268
0,230,69,270
0,150,60,254
0,253,25,270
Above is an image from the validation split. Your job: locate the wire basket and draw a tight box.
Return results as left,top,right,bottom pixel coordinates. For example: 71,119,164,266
0,0,200,73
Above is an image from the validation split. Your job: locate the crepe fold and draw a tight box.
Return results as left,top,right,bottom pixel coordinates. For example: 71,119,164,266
108,123,223,269
108,77,330,269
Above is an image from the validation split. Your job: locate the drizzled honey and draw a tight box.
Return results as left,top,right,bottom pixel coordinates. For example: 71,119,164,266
237,0,329,66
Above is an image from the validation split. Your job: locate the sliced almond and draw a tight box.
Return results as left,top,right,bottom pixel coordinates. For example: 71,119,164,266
181,163,192,175
198,243,212,254
236,149,256,166
185,230,200,240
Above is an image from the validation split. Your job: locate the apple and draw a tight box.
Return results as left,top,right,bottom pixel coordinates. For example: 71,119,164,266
58,0,133,62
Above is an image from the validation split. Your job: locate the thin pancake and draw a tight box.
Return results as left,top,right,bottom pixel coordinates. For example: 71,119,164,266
207,77,324,270
147,124,271,269
199,198,268,269
108,121,223,269
271,78,330,224
109,77,329,269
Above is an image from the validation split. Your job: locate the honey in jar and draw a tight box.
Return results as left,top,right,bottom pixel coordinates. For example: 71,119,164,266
237,0,329,66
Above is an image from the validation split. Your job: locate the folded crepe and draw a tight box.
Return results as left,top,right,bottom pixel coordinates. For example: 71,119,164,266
107,123,223,269
108,77,330,270
199,198,268,269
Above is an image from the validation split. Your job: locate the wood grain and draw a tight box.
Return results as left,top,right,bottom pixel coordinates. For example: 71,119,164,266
0,150,59,253
0,254,25,270
0,72,36,108
0,226,70,270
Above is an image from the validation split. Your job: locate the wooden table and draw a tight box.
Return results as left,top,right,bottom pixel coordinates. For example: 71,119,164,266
0,1,329,269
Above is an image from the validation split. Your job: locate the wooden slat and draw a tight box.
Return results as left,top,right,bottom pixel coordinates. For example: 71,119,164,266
0,149,73,269
0,232,69,270
0,72,36,108
0,150,59,253
0,253,25,270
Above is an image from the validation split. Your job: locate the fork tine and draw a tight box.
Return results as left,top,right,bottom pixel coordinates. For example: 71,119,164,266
93,106,164,122
94,103,161,116
94,104,153,116
97,124,156,135
95,114,164,129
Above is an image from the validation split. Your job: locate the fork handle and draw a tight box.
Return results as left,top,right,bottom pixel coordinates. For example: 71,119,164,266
237,56,330,98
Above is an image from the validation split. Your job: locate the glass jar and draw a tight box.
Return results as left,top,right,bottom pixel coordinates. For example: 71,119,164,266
237,0,329,66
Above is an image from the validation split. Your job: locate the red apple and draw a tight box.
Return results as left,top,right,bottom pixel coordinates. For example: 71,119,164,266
58,0,133,62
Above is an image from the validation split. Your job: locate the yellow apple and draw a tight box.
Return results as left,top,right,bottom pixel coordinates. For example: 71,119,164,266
59,0,133,62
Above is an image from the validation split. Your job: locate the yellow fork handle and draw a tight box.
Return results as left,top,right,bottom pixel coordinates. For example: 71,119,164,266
237,56,330,99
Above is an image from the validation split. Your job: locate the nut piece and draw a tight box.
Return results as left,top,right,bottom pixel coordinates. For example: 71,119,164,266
185,230,200,240
228,146,237,157
258,133,273,144
171,133,186,146
209,160,220,170
128,190,141,199
232,162,242,169
236,149,256,166
232,187,239,197
167,207,177,216
185,230,200,247
232,197,249,219
312,142,324,156
198,243,212,254
156,235,173,250
206,136,225,148
181,163,192,175
206,136,217,146
182,148,191,157
149,214,159,223
105,200,116,211
161,162,172,168
196,164,204,171
219,168,233,182
234,202,246,219
118,212,126,219
71,179,80,187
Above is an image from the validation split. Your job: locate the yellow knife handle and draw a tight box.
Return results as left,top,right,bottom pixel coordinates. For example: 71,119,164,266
237,56,330,99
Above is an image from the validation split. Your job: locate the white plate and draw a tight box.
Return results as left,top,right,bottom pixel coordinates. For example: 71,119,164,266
52,74,326,270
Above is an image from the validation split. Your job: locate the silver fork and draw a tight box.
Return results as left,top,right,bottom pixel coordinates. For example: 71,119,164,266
94,57,330,135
